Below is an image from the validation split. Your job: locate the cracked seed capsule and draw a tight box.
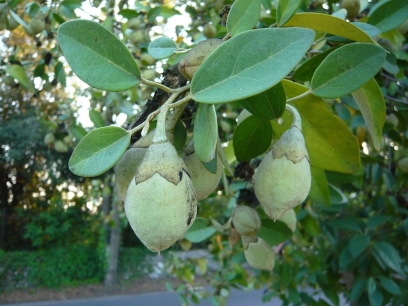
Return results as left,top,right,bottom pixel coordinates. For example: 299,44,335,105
231,205,261,236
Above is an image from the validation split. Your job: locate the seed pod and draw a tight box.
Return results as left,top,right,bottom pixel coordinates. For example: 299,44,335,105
128,17,141,30
254,123,311,220
340,0,360,20
243,236,275,271
397,157,408,173
125,141,197,253
231,205,261,236
183,141,222,200
129,30,145,44
30,18,45,35
178,39,223,81
54,140,68,153
278,209,296,232
44,133,55,145
7,15,19,31
203,23,217,38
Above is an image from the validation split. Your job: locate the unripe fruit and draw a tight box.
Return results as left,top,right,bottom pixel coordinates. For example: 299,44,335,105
54,140,68,153
243,236,275,271
178,39,223,81
129,30,145,44
203,23,217,38
254,125,311,220
397,157,408,173
44,133,55,145
142,69,156,81
231,205,261,236
7,15,19,31
340,0,360,20
115,147,147,204
30,18,45,35
183,141,222,201
128,17,141,30
141,53,156,66
125,141,197,253
2,75,14,86
64,135,73,144
278,209,296,232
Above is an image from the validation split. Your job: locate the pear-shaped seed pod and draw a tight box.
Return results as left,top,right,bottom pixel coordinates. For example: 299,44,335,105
114,147,147,204
278,209,296,232
183,141,222,201
30,18,45,35
231,205,261,236
254,125,311,220
125,141,197,253
178,39,223,81
397,157,408,173
243,237,275,271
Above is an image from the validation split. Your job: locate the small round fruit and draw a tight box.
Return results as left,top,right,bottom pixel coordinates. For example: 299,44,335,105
54,140,68,153
243,237,275,271
128,17,141,30
183,141,222,201
30,18,45,35
203,23,217,38
340,0,360,20
231,205,261,236
178,39,223,81
129,30,145,44
397,157,408,173
44,133,55,145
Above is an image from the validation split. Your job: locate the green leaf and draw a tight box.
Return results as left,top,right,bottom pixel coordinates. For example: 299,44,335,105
371,241,402,273
378,276,401,295
309,167,330,206
68,126,130,177
147,6,181,22
191,28,314,103
275,80,360,174
327,217,362,232
184,217,216,243
58,20,140,91
227,0,261,36
349,234,370,258
350,279,367,301
284,13,375,43
70,123,87,141
89,110,105,128
119,9,139,19
367,1,408,33
239,82,286,120
366,215,391,229
194,103,218,163
233,116,272,162
292,46,340,82
329,184,348,204
202,155,218,174
276,0,302,26
367,277,377,294
368,289,383,306
148,36,177,60
339,246,355,269
6,64,30,88
173,120,187,151
258,218,293,246
353,22,382,38
311,43,386,99
351,78,385,151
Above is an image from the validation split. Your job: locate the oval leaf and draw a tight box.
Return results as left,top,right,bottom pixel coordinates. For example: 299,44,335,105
367,1,408,33
311,43,386,98
191,28,314,103
349,234,370,258
6,64,30,88
351,78,385,151
284,13,375,43
258,218,293,246
233,115,272,162
277,0,302,26
309,167,330,206
194,103,218,163
69,126,131,177
58,20,140,91
239,82,286,120
372,241,402,273
148,36,177,59
378,277,402,296
89,110,105,128
184,217,216,243
273,80,360,173
227,0,261,36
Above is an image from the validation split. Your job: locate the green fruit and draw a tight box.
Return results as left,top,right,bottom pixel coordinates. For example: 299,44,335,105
54,140,68,153
115,147,147,204
7,15,19,31
142,69,156,80
340,0,360,20
2,75,13,85
92,0,102,7
203,23,217,38
397,157,408,173
44,133,55,145
129,30,145,44
231,205,261,236
178,39,223,81
141,53,156,66
42,82,53,92
243,236,275,271
30,18,45,35
183,141,223,200
278,209,296,232
254,126,311,220
128,17,141,30
125,141,197,253
63,134,73,144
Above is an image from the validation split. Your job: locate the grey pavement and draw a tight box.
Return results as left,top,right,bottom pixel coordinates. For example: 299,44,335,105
1,288,279,306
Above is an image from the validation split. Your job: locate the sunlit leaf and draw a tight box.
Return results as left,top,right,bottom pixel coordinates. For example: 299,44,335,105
184,217,216,243
258,218,292,246
89,110,105,128
227,0,261,36
194,103,218,163
191,28,314,103
276,0,302,26
69,126,130,177
148,36,177,59
309,167,330,206
367,1,408,33
58,20,140,91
